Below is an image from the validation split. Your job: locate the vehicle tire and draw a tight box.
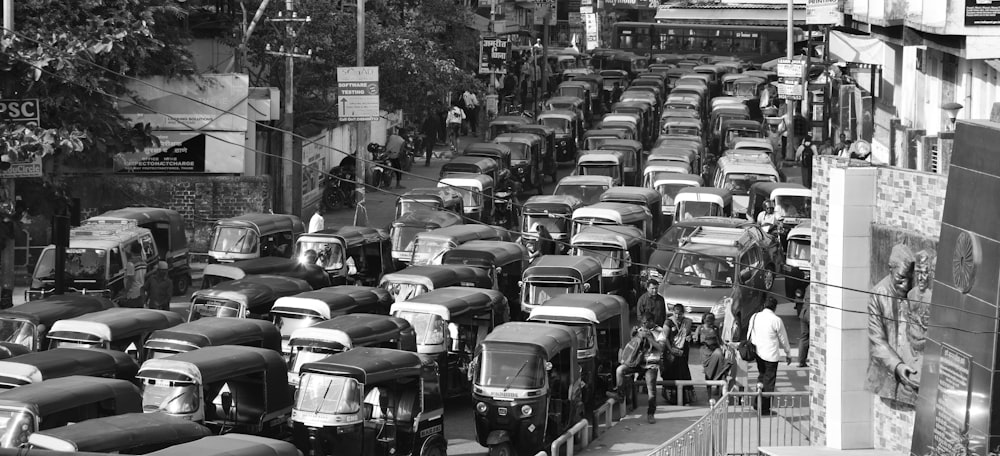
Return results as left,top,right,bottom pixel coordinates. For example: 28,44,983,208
420,443,446,456
763,265,775,291
172,274,191,296
488,442,514,456
381,170,393,189
402,152,413,171
323,186,343,211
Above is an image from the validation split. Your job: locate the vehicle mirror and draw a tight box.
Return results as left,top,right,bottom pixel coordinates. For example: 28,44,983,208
583,283,591,292
518,280,524,288
739,268,752,283
545,361,553,371
221,392,233,417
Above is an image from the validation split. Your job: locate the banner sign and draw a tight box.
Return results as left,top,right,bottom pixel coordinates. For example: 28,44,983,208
337,67,380,122
0,99,39,123
966,0,1000,25
113,131,244,173
583,12,599,50
479,38,510,75
806,0,842,25
119,74,249,131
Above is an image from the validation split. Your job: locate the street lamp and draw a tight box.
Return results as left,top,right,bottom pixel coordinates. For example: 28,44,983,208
942,102,964,131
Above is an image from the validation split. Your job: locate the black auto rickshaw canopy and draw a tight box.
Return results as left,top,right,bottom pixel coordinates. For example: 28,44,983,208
478,321,578,362
273,286,392,320
494,132,543,164
141,434,300,456
464,142,513,169
379,265,494,290
137,345,289,395
143,317,282,354
47,308,183,348
441,156,500,179
299,347,424,385
0,348,139,389
395,188,465,218
201,256,331,290
393,210,464,230
522,195,584,216
0,343,29,360
191,274,313,318
0,375,141,417
523,255,603,284
487,115,533,140
0,295,116,351
288,313,417,352
27,412,212,453
441,240,528,270
215,213,305,237
391,287,508,323
600,186,661,208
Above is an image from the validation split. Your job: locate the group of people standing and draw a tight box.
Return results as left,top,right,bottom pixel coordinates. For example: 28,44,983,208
417,88,483,158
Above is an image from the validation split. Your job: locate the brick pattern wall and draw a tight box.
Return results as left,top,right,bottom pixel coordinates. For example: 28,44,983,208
69,174,272,252
809,158,948,450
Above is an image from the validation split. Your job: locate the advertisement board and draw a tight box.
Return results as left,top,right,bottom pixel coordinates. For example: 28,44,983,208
583,12,600,50
301,135,329,210
119,74,249,131
966,0,1000,25
806,0,842,25
479,38,510,75
338,67,381,122
113,131,244,173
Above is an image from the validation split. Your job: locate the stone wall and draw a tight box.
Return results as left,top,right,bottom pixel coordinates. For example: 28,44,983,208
810,157,947,450
24,174,272,255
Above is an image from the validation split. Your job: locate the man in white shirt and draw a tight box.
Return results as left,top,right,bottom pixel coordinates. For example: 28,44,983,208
749,296,791,415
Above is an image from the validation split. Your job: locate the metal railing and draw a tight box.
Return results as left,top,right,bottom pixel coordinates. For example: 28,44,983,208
592,398,621,439
536,418,591,456
647,384,811,456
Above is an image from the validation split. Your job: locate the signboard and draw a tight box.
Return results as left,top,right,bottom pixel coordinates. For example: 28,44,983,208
119,74,249,131
113,131,244,173
0,99,39,123
966,0,1000,25
777,81,804,100
806,0,842,25
337,67,380,122
583,12,599,50
533,0,556,22
930,344,973,453
479,38,510,75
301,135,329,209
0,155,42,178
776,58,807,79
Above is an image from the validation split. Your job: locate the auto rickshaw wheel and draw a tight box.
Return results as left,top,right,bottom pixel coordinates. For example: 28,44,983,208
763,266,775,291
488,441,514,456
419,442,446,456
172,273,191,296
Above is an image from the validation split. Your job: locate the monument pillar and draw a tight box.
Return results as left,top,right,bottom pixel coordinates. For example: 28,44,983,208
824,164,878,449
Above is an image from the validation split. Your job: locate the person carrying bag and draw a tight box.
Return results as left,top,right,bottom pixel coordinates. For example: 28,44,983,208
738,313,757,361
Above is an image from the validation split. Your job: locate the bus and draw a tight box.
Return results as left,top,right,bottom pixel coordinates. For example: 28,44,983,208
611,22,804,64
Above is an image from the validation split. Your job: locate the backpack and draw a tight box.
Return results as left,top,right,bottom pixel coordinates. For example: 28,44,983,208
446,108,463,125
619,333,647,368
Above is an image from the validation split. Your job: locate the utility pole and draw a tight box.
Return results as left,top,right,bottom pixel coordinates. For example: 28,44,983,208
2,0,15,308
541,14,549,110
353,0,369,227
267,4,311,216
785,0,796,165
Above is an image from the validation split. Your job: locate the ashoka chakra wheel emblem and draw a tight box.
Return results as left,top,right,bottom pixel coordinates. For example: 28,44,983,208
952,230,980,294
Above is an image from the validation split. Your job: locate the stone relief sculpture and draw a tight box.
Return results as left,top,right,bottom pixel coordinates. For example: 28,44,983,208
866,244,924,405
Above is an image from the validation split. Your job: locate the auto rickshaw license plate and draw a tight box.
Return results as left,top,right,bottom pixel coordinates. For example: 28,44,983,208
497,407,508,416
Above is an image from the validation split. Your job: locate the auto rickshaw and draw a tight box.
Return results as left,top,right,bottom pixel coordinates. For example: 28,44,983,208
143,317,281,360
144,434,300,456
710,106,752,156
575,150,624,186
89,207,192,295
512,124,559,184
520,255,603,316
0,295,115,352
0,347,139,389
571,201,654,241
294,226,395,286
46,308,183,358
442,241,528,318
552,175,613,206
570,225,644,302
27,412,212,454
378,264,493,302
0,375,142,448
592,119,638,142
463,142,515,191
487,115,532,140
290,348,446,456
782,221,811,300
201,257,330,291
208,213,305,263
569,74,604,115
389,210,464,268
651,173,704,225
441,156,508,193
286,314,417,386
409,224,505,266
394,188,465,219
647,148,697,174
662,117,704,143
537,110,581,163
472,322,584,456
520,195,584,255
543,96,588,128
599,186,664,238
438,173,494,223
674,187,734,222
610,102,654,148
556,81,593,121
732,76,768,119
138,345,292,436
720,73,742,96
594,139,642,186
494,132,544,194
188,275,313,321
721,119,765,152
747,182,812,231
526,294,628,410
581,128,628,151
642,164,698,187
272,286,393,354
391,287,508,396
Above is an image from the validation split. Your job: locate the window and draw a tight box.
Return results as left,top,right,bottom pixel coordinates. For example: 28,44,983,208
140,235,157,262
109,247,124,276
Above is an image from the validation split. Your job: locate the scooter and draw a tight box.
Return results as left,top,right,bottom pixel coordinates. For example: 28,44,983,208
322,166,356,211
366,143,394,190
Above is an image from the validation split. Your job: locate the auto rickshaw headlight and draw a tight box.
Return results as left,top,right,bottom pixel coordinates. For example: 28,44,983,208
521,405,533,416
476,402,488,414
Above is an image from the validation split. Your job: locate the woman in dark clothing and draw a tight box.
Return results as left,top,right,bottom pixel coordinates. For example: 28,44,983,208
421,110,440,166
662,303,694,405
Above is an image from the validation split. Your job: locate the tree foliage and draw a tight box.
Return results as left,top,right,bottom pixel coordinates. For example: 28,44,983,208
229,0,481,131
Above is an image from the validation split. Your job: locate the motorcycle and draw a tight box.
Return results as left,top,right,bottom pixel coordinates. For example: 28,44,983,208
401,131,419,171
322,166,356,211
366,143,394,190
493,189,520,230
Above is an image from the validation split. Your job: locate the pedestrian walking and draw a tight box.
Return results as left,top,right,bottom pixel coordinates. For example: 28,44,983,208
146,261,172,311
607,311,667,424
749,296,792,415
698,314,730,399
635,279,666,327
796,286,810,367
385,128,406,189
446,104,465,152
123,243,147,308
308,208,325,233
662,303,693,405
462,89,480,136
796,135,816,188
421,109,440,165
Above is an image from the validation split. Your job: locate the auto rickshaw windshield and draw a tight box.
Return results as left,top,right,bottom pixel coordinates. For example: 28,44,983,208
397,199,438,217
579,164,619,179
734,82,758,97
35,248,106,281
291,346,344,375
384,282,430,302
296,374,361,414
584,137,613,149
275,315,324,339
190,300,241,319
394,311,447,345
295,241,345,269
211,227,259,254
522,214,565,235
0,409,35,448
787,239,811,262
453,187,482,209
504,143,530,162
0,320,35,350
390,226,421,253
724,174,777,195
775,196,811,219
555,185,609,206
411,239,453,266
676,201,721,219
51,339,100,349
475,351,545,389
572,325,595,350
575,247,623,269
525,281,576,304
540,118,570,133
142,381,202,414
725,129,762,145
666,254,735,288
668,126,700,136
656,183,688,207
